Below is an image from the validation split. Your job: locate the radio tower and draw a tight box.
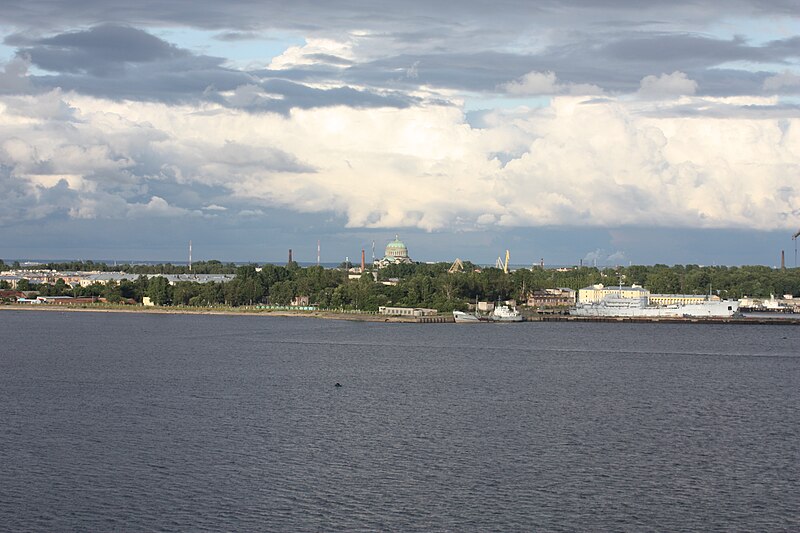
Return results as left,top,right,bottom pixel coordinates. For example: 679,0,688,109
317,240,321,266
793,229,800,268
188,240,192,273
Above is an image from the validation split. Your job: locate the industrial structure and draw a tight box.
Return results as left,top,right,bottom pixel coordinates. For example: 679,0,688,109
793,229,800,267
448,258,464,274
494,250,510,273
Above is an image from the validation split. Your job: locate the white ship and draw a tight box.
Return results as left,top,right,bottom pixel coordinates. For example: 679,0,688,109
571,296,739,318
453,304,523,323
490,304,523,322
453,310,481,323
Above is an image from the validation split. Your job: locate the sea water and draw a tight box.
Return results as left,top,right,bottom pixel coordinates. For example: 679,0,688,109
1,310,799,531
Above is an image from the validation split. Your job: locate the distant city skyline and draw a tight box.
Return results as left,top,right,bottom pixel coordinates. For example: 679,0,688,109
4,226,798,269
1,1,799,265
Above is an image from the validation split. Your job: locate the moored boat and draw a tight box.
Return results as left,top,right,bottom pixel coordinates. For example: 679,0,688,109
453,305,523,322
489,304,524,322
453,310,481,323
570,296,738,318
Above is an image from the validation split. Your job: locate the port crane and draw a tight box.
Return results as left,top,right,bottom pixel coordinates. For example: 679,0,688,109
494,250,510,274
448,258,465,274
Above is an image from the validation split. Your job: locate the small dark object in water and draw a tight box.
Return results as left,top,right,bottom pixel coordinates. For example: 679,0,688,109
335,382,342,387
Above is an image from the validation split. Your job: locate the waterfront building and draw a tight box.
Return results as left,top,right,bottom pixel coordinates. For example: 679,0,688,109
378,306,437,317
527,288,576,308
578,284,650,304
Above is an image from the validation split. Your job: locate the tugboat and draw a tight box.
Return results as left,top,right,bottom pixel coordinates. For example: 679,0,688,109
489,304,523,322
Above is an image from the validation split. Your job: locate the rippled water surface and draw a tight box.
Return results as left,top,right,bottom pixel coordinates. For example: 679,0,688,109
2,310,799,531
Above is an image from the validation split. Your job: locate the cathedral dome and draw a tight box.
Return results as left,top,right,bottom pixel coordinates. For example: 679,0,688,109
385,235,408,258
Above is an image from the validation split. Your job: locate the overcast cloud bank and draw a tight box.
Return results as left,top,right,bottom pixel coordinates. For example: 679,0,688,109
1,1,799,262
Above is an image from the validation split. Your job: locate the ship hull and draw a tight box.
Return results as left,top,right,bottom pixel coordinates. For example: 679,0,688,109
453,310,481,323
571,299,739,318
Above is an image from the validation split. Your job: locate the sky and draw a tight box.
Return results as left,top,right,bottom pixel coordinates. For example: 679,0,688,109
2,1,800,267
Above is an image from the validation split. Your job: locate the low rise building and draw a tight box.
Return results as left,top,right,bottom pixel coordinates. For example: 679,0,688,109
79,272,130,287
527,288,576,307
290,295,310,307
378,306,437,317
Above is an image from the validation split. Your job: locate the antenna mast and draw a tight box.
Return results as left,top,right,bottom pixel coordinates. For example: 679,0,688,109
793,229,800,268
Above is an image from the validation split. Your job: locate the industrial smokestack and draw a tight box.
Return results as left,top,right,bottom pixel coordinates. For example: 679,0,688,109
781,250,785,270
361,249,366,272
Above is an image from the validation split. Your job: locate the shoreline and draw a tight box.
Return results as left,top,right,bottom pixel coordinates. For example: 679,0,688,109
0,303,416,322
3,303,799,324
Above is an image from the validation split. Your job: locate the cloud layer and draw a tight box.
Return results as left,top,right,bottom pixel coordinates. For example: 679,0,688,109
1,1,799,261
1,89,798,234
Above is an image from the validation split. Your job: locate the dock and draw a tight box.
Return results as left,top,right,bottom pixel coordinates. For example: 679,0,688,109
415,315,455,323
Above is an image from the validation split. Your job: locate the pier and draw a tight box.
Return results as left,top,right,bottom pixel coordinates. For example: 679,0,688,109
416,315,455,323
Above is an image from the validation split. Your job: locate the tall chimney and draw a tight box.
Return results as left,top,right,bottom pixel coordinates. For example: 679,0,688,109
361,249,366,272
781,250,786,270
288,249,293,264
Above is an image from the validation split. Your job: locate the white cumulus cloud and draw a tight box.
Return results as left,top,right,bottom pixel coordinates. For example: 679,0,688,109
638,71,698,98
1,90,799,235
502,71,603,96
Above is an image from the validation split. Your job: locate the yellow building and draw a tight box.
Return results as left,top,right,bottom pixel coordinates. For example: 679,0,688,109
578,284,649,303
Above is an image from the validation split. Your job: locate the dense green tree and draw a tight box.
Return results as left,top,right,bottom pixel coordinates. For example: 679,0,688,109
172,281,202,306
146,276,172,306
102,281,123,303
269,280,295,305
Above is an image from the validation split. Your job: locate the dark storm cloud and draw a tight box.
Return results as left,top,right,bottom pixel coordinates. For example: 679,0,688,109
338,31,800,96
214,31,262,42
31,58,251,103
7,24,419,109
18,25,187,75
0,165,80,223
304,54,354,66
225,79,418,115
1,0,796,36
2,1,799,102
603,33,800,66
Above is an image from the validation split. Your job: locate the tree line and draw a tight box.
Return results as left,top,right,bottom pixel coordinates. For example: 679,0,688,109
2,259,239,275
3,259,799,310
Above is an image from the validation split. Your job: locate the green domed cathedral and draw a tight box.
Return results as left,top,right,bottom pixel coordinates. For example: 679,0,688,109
376,235,413,268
